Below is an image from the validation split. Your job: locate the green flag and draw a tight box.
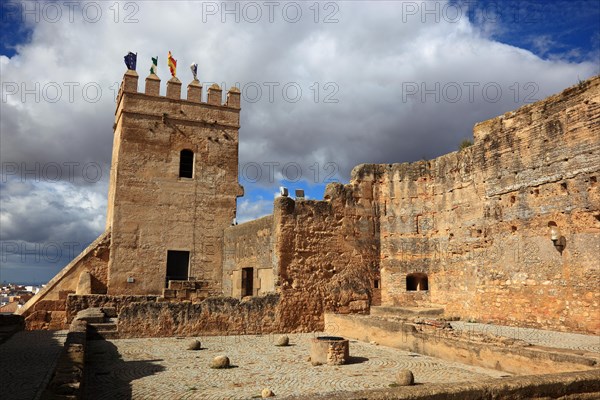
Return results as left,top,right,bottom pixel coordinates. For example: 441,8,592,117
150,56,158,74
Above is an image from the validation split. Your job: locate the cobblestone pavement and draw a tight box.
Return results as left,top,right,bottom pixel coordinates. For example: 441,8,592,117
450,322,600,353
85,333,510,400
0,330,67,400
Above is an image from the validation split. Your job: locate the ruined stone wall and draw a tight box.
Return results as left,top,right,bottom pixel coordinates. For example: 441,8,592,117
18,232,110,329
223,215,275,297
65,294,159,323
118,294,280,338
373,77,600,334
106,72,243,296
273,180,380,332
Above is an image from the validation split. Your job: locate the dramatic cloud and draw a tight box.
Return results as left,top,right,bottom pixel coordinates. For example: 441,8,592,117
1,0,598,282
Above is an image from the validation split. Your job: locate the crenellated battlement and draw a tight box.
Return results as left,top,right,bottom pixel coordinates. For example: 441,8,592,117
117,69,241,111
115,70,242,129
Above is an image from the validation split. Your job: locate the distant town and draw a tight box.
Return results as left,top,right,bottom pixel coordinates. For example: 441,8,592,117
0,283,44,314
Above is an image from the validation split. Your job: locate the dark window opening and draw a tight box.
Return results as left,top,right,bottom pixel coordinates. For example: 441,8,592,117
406,273,428,291
242,267,253,297
374,279,379,289
166,250,189,288
179,149,194,178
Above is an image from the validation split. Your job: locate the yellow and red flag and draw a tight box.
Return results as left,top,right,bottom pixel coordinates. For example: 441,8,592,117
167,51,177,77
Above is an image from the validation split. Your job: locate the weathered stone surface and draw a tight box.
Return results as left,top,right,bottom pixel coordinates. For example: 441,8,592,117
372,77,600,334
118,294,280,338
75,270,92,295
310,337,349,366
210,355,230,369
395,369,414,386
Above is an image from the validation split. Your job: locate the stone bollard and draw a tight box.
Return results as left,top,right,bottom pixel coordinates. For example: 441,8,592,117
276,335,289,346
396,369,414,386
211,355,231,369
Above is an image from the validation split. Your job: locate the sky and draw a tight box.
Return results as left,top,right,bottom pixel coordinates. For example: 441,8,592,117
1,0,599,284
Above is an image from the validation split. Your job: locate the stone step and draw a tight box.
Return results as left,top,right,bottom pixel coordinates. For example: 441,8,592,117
88,329,119,340
75,307,105,323
89,322,117,331
370,306,445,319
88,317,119,340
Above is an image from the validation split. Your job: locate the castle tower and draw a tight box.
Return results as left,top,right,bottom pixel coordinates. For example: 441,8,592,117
105,70,243,295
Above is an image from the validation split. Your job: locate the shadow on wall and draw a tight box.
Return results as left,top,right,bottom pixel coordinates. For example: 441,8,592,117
84,340,165,399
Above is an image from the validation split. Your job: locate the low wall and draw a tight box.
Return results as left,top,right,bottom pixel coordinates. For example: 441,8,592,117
118,294,280,338
41,319,87,399
325,313,597,375
65,294,159,323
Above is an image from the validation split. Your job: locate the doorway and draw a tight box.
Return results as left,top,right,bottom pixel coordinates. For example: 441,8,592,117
166,250,190,288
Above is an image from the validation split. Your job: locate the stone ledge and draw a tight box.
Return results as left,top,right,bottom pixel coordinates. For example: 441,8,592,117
282,369,600,400
40,319,88,399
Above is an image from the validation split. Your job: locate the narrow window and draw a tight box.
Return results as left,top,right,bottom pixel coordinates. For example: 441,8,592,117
406,273,428,291
241,267,253,297
374,279,379,289
179,149,194,178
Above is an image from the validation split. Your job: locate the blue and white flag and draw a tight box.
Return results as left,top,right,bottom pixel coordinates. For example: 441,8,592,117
124,52,137,70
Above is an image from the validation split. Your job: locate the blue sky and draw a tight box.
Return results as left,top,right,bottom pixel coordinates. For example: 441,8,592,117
1,0,599,284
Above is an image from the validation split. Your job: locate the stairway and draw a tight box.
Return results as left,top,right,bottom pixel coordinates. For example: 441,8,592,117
74,307,119,340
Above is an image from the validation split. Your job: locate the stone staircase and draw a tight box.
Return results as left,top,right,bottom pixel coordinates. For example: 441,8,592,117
74,307,119,340
370,305,445,320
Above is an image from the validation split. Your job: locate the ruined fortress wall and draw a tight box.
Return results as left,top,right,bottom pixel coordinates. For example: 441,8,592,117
106,73,242,295
371,77,600,334
223,215,275,297
273,181,381,332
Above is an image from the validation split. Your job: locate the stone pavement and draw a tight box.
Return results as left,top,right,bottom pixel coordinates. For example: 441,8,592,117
0,330,67,400
450,322,600,353
85,333,509,400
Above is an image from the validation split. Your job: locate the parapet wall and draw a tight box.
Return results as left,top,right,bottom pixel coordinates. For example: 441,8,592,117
369,76,600,333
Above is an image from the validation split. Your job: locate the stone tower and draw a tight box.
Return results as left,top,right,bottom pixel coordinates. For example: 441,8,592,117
105,70,244,295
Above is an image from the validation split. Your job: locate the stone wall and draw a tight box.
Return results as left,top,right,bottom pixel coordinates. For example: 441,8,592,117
118,294,280,338
372,77,600,334
65,294,159,323
18,232,110,330
223,215,275,297
273,180,381,332
106,72,243,296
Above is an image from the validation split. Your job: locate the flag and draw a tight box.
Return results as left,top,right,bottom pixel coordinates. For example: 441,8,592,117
190,63,198,80
167,51,177,77
124,52,137,70
150,56,158,75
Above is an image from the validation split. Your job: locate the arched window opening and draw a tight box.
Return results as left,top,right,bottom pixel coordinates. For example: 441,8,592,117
406,273,428,291
179,149,194,178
